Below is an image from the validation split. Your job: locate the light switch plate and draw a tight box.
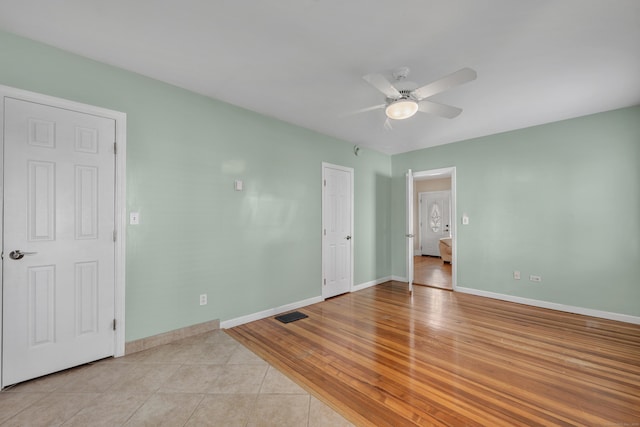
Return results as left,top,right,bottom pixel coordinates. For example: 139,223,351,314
130,212,140,225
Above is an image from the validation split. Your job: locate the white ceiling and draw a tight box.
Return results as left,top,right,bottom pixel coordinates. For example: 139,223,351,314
1,0,639,155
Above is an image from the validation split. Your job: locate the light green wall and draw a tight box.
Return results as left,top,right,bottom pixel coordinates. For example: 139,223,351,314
0,30,392,341
392,106,640,316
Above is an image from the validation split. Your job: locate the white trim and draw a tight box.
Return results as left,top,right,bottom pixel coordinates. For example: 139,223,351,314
223,276,394,329
417,191,425,256
113,113,127,357
0,85,127,378
219,282,640,330
456,286,640,325
0,93,4,385
352,276,392,292
412,167,457,290
321,162,355,298
406,169,414,292
220,296,324,329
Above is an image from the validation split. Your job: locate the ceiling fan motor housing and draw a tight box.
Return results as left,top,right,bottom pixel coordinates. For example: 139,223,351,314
386,89,417,104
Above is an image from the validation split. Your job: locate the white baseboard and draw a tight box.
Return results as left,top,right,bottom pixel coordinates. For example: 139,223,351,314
352,276,391,292
456,286,640,325
222,282,640,330
222,276,400,329
413,249,421,256
221,296,323,329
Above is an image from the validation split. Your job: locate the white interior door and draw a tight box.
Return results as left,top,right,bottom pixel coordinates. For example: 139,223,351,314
420,191,451,256
406,169,414,293
2,97,116,387
322,163,353,299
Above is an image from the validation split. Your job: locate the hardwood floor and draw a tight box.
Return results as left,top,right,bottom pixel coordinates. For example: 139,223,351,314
414,255,452,290
228,282,640,426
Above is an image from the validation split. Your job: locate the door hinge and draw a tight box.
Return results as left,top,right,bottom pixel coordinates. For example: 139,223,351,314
323,278,326,285
323,179,326,186
114,142,117,154
113,230,117,242
323,229,326,236
113,319,117,331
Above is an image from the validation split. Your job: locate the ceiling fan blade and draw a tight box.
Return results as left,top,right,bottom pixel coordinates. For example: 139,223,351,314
363,74,401,99
341,104,386,117
411,67,477,100
383,117,393,131
418,100,463,119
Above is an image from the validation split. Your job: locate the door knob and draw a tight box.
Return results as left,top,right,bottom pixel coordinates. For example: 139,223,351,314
345,235,351,240
9,250,38,260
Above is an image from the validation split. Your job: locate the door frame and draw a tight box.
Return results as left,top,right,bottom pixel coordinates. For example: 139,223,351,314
321,162,354,299
406,169,414,293
0,85,127,385
409,167,457,290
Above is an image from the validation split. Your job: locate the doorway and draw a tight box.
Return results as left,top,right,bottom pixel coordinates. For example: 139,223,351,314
408,168,456,291
0,86,127,387
418,190,451,256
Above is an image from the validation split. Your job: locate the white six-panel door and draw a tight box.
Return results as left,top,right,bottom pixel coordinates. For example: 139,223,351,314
322,163,353,299
2,97,116,387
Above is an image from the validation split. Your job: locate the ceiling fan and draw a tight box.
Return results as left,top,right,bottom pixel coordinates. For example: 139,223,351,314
359,67,477,129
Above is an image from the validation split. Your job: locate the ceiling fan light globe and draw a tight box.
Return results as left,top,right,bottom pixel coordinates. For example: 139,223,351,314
385,100,418,120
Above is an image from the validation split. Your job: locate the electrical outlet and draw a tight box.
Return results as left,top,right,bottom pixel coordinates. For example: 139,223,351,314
529,275,542,283
199,294,207,306
513,271,521,280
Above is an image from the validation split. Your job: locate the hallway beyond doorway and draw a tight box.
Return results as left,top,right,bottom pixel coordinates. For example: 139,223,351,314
414,255,452,290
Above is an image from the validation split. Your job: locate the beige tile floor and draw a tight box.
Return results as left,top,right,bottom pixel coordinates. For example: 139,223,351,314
0,330,353,426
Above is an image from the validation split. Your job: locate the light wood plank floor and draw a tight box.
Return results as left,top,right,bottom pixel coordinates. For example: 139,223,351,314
414,256,452,290
228,281,640,426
